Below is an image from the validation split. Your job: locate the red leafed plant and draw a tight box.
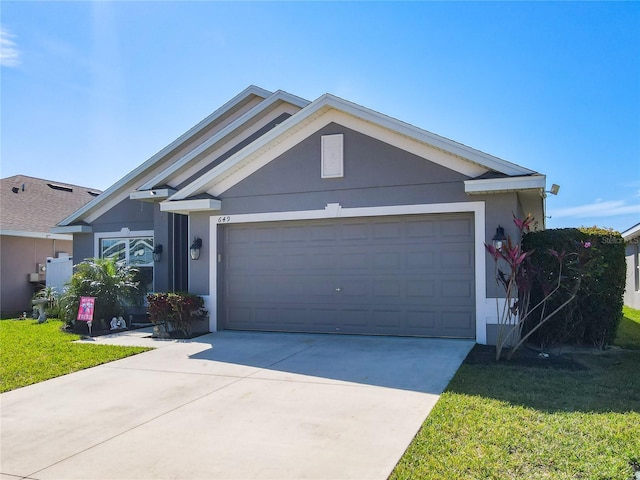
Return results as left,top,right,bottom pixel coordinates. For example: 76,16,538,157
487,214,592,360
147,292,207,337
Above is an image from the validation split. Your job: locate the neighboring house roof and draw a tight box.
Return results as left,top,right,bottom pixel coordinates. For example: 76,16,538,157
55,85,547,228
622,222,640,241
1,175,101,239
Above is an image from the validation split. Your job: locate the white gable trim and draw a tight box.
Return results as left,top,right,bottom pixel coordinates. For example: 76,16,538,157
172,94,536,201
172,107,491,200
159,198,221,214
57,86,272,227
207,200,489,344
139,90,310,191
623,223,640,241
129,188,177,202
464,175,546,194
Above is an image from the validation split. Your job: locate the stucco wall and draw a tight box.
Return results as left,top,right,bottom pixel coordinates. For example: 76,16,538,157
0,235,72,316
624,240,640,309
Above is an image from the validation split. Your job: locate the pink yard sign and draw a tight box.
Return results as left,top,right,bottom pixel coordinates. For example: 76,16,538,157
77,297,96,321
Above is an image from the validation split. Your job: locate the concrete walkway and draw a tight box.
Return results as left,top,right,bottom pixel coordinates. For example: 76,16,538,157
1,331,474,480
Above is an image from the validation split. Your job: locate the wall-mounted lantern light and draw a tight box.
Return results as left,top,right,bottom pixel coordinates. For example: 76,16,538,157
152,244,163,263
492,226,507,250
190,237,202,260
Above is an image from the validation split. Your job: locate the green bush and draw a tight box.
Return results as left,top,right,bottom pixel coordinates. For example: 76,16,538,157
58,258,140,328
522,227,625,347
147,292,207,336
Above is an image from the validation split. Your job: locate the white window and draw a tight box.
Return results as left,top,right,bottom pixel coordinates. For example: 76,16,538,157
97,231,154,293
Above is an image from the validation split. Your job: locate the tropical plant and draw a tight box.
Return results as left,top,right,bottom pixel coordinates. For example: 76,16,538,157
486,215,592,360
146,292,207,337
58,258,140,328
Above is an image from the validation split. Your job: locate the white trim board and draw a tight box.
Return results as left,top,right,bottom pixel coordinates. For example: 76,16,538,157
58,86,273,227
207,201,488,343
1,230,73,241
93,229,155,258
173,107,490,200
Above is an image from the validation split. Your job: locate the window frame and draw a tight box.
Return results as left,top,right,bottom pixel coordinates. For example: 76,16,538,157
95,230,155,291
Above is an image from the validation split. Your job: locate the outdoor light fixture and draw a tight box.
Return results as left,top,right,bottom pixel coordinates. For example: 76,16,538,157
152,244,163,263
541,183,560,198
190,237,202,260
492,226,507,250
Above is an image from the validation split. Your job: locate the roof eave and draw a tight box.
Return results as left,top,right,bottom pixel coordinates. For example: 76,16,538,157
57,85,272,226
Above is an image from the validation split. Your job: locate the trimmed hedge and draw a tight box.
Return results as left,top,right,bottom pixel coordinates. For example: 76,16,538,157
521,227,625,348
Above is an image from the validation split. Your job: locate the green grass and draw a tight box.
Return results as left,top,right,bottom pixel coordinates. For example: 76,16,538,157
616,306,640,349
0,319,150,393
392,312,640,479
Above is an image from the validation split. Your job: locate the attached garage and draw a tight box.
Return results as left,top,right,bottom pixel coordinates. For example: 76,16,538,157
222,213,475,338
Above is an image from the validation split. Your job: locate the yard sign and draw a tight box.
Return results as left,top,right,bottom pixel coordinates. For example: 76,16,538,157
77,297,96,321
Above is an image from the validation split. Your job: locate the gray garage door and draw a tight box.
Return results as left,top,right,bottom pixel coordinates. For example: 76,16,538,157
223,213,475,338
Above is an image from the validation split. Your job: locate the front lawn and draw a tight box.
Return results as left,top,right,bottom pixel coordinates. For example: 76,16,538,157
0,319,150,393
392,308,640,479
616,305,640,349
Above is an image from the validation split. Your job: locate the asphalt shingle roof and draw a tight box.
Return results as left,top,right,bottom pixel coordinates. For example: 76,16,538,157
0,175,101,234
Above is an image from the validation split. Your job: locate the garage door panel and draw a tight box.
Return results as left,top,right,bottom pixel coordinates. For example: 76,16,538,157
406,279,436,299
339,252,369,271
406,250,436,269
441,217,474,237
406,218,438,238
406,310,437,330
342,222,370,241
440,311,474,334
373,310,403,329
223,214,475,338
341,309,368,328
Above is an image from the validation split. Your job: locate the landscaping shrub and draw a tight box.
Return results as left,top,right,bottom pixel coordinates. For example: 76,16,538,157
522,227,625,348
58,258,140,329
147,292,207,336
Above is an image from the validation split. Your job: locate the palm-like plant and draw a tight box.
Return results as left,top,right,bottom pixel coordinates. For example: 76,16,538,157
58,258,140,327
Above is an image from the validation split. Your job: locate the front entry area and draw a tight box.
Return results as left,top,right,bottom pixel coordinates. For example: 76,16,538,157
221,213,475,338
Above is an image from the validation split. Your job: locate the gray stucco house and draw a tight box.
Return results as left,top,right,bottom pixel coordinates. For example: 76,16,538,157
622,223,640,309
53,86,549,344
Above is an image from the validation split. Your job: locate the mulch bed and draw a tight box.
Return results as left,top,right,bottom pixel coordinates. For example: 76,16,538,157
146,330,208,340
465,344,589,371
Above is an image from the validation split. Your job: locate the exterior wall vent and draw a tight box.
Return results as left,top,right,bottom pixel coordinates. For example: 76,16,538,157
47,183,73,193
321,134,344,179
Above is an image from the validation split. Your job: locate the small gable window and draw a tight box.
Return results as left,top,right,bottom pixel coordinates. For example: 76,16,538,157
321,134,344,179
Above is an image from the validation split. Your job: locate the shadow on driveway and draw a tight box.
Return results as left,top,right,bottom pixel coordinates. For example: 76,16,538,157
187,330,475,394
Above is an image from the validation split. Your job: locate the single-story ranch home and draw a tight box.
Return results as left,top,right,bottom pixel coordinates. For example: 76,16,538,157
53,86,549,345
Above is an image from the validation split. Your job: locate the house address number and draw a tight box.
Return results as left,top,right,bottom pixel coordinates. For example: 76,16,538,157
217,216,231,223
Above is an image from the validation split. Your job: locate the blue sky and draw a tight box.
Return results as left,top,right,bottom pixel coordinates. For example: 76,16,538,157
1,1,639,232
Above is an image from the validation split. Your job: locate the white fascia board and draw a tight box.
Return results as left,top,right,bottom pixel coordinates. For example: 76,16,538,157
159,198,222,214
320,94,536,176
2,229,74,240
139,90,310,191
175,107,487,199
169,101,329,200
172,94,537,201
57,86,272,226
622,222,640,240
464,175,546,194
129,188,177,201
50,225,93,234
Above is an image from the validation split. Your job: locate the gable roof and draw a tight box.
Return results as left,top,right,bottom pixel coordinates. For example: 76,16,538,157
622,222,640,241
57,85,274,227
1,175,101,237
56,85,545,227
169,93,539,201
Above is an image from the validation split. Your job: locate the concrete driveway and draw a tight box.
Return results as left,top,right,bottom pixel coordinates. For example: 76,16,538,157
1,331,474,480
